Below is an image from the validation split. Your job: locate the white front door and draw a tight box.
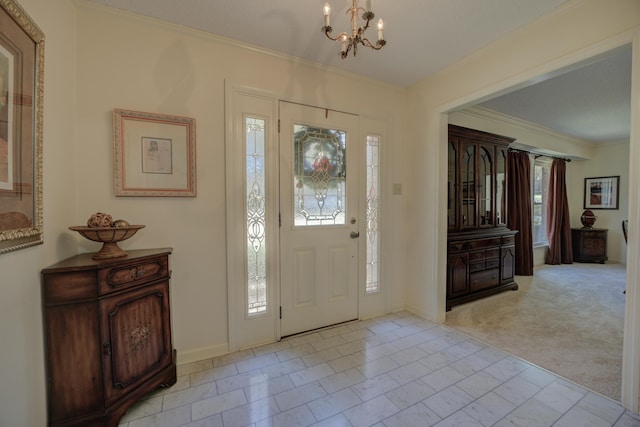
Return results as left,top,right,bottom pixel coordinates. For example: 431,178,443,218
279,101,360,336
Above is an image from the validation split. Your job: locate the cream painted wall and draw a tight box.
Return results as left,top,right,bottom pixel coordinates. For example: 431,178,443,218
569,141,630,264
0,1,78,426
73,2,409,362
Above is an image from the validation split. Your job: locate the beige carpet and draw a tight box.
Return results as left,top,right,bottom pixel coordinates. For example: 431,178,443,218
445,263,625,401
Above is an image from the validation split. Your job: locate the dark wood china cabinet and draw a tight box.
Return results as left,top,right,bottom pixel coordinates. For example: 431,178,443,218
447,125,518,311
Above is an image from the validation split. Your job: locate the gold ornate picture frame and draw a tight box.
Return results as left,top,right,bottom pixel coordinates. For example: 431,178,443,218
0,0,44,254
113,109,196,197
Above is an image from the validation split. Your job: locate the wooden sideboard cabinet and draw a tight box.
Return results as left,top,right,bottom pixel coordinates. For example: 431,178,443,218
572,228,608,263
41,248,177,427
447,230,518,311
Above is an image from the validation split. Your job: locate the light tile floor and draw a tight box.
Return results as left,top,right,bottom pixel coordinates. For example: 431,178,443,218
118,312,640,426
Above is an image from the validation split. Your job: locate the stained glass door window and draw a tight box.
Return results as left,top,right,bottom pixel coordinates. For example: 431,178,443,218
293,125,346,226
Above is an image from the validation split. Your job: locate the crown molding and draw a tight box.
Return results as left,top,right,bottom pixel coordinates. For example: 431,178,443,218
463,106,595,147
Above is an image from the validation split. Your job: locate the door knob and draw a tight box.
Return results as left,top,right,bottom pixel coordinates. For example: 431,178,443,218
350,231,360,239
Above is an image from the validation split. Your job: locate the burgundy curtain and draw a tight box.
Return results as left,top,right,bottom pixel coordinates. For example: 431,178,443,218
507,151,534,275
545,159,573,264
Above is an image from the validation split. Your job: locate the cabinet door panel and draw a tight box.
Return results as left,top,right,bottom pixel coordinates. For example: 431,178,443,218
45,303,104,422
101,281,172,404
448,253,469,297
501,246,516,284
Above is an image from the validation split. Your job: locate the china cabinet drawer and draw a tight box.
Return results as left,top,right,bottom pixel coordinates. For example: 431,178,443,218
470,268,500,292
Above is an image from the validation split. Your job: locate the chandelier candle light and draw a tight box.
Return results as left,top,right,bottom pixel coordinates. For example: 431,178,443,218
322,0,386,58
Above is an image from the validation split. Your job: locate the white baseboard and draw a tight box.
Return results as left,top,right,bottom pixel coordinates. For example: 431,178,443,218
176,343,229,366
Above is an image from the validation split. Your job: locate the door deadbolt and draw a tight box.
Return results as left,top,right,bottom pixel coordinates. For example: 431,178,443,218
350,231,360,239
350,217,357,224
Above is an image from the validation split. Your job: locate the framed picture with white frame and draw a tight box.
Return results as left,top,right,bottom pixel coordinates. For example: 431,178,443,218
113,109,196,197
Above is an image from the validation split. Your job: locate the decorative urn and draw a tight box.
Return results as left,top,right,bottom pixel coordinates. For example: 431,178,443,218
580,209,597,228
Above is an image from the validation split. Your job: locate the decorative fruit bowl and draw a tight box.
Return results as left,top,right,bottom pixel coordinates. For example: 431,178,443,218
69,225,145,259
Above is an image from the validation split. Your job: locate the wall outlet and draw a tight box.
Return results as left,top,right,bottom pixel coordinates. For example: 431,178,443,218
392,183,402,195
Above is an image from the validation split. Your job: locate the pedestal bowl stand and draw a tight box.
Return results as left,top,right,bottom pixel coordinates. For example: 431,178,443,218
69,225,145,259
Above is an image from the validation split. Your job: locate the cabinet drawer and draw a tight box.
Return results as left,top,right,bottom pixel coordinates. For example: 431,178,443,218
469,251,485,262
485,258,500,269
469,269,500,292
485,248,500,259
98,255,169,295
448,241,468,253
502,235,515,245
469,261,485,273
468,237,501,250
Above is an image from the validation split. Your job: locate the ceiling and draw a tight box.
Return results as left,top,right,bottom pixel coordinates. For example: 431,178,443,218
478,46,632,144
88,0,631,143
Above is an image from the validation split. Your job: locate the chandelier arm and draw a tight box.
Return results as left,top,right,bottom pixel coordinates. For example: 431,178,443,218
360,11,374,32
360,37,386,50
323,29,349,43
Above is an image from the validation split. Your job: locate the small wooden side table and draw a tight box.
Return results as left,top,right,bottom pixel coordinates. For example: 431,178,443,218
571,227,608,263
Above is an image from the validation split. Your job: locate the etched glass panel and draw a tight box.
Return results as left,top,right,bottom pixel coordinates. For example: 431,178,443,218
293,124,346,226
246,117,267,315
366,135,380,294
479,146,493,226
496,148,507,225
461,144,475,227
448,140,457,228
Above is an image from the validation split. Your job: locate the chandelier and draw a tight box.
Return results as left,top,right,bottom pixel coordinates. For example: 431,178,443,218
322,0,386,59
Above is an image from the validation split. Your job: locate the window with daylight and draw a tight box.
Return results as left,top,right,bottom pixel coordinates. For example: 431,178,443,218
245,117,267,315
366,135,380,293
532,156,552,247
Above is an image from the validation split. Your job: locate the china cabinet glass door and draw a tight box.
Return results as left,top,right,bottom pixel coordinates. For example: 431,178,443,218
478,145,494,227
461,142,476,228
448,140,457,230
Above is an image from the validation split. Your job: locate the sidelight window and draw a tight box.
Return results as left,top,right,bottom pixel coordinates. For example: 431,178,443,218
366,135,380,294
246,117,267,315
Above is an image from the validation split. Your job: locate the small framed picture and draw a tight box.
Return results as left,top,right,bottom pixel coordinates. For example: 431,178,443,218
584,176,619,210
113,109,196,197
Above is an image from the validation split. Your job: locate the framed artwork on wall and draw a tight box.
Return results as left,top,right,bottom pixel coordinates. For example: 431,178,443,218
0,0,44,254
584,176,619,210
113,109,196,197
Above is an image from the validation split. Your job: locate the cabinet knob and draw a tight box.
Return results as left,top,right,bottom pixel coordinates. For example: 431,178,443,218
130,267,142,279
